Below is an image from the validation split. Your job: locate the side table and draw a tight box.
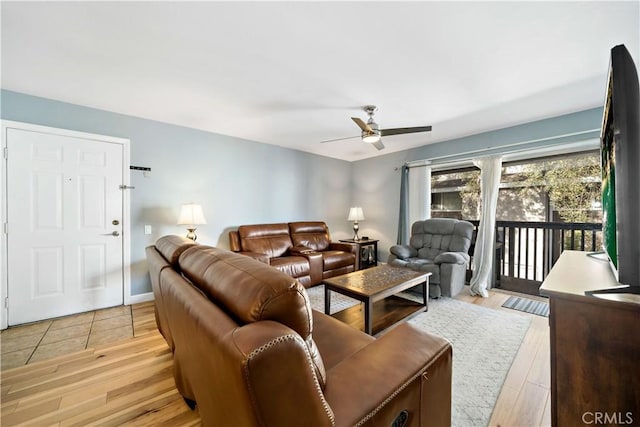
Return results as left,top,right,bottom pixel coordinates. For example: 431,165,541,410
339,238,378,270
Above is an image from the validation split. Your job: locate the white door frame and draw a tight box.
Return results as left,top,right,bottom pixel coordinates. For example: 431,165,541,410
1,120,131,330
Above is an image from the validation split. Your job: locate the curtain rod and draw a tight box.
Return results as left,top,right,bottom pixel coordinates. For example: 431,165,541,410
401,128,599,169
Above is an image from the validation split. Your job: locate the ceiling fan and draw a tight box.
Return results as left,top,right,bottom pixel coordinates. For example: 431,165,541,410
320,105,432,150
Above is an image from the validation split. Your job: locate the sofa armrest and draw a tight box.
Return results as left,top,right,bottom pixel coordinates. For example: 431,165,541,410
328,242,357,254
389,244,417,259
434,251,469,265
323,322,452,427
232,321,334,427
297,251,323,285
237,251,270,265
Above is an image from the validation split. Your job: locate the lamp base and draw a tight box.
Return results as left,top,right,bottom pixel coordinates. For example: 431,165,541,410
186,227,198,241
352,221,360,241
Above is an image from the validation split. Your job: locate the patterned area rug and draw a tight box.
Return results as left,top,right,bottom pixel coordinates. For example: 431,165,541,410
306,285,360,314
306,286,531,427
502,295,549,317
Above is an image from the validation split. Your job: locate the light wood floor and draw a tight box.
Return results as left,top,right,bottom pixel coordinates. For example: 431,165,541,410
1,292,550,426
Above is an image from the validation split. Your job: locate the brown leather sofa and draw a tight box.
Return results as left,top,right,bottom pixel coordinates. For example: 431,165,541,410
229,221,357,287
147,235,453,427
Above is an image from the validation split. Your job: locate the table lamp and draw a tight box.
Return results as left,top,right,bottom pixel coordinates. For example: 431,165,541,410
347,207,365,241
177,203,207,241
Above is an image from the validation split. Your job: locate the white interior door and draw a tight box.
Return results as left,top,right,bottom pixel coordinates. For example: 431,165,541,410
6,127,124,325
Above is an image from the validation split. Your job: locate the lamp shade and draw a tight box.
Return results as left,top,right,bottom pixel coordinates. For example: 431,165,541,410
177,203,207,225
347,207,365,221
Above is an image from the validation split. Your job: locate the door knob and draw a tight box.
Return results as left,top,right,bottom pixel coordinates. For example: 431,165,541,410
112,231,120,237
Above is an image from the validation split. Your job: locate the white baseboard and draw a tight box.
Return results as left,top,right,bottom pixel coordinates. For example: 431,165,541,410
126,292,154,305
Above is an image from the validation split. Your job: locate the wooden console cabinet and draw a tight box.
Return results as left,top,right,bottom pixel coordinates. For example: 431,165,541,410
540,251,640,427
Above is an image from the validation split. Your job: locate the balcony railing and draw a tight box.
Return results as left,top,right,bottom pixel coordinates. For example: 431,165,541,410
469,220,603,295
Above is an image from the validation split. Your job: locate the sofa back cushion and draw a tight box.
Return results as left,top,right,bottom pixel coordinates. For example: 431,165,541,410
178,246,326,388
289,221,331,251
410,219,473,259
155,235,198,269
238,223,293,258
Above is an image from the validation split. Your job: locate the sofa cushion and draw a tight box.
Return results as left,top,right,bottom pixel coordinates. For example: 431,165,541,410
289,221,331,251
271,255,311,278
155,235,197,269
238,223,293,258
178,246,326,388
312,310,374,370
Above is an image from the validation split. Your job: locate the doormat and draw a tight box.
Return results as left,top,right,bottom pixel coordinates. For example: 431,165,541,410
502,295,549,317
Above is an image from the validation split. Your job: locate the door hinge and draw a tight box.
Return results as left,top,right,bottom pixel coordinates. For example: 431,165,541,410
4,297,7,309
3,222,7,235
119,185,135,190
3,147,7,159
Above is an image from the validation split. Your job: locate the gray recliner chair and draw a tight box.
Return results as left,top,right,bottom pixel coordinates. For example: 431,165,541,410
388,218,474,298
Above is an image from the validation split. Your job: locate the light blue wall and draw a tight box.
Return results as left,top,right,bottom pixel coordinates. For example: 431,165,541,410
1,90,353,295
1,89,603,296
351,108,604,261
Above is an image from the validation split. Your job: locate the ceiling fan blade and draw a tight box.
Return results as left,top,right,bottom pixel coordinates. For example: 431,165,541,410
380,125,432,137
319,135,360,144
372,139,385,150
352,117,373,132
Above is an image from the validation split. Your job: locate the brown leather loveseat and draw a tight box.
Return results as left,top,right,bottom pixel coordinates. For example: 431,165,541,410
147,235,453,427
229,221,357,287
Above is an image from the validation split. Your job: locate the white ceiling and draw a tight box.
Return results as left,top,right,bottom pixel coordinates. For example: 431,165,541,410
2,1,638,162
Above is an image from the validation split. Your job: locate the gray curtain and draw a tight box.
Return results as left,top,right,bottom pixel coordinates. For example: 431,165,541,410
397,164,410,245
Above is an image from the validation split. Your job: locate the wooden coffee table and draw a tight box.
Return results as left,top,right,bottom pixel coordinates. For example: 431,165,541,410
323,264,429,335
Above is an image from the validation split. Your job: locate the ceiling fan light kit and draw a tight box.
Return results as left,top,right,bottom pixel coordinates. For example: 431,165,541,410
362,131,381,143
319,104,432,150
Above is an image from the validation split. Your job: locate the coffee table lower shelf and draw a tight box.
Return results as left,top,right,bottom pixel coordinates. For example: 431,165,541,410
331,295,426,336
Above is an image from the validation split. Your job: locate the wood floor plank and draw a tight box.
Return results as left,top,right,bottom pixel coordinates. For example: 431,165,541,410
4,358,178,426
504,381,549,427
67,385,179,426
489,383,521,425
14,394,107,427
1,401,18,416
121,394,199,426
4,351,162,401
58,359,173,408
2,337,169,404
502,319,545,390
1,333,162,385
2,396,65,426
526,322,551,389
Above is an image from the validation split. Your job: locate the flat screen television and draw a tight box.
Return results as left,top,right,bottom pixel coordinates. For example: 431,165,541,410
589,44,640,296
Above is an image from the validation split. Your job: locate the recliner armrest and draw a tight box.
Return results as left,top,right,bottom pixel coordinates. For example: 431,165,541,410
328,242,357,254
237,251,270,264
389,244,417,259
232,321,334,427
434,251,469,265
323,322,452,427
